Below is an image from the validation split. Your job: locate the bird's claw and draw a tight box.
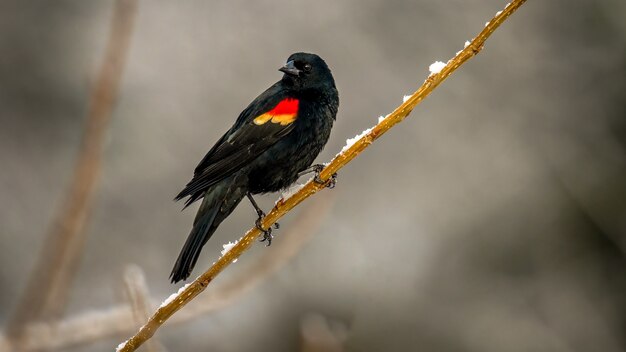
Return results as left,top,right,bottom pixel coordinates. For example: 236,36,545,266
314,171,338,189
259,230,273,246
255,213,277,246
327,173,338,189
312,164,324,173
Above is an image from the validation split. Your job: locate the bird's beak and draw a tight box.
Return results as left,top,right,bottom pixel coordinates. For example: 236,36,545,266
279,60,300,77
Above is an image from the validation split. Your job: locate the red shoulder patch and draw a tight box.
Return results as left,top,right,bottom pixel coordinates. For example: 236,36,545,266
253,98,299,126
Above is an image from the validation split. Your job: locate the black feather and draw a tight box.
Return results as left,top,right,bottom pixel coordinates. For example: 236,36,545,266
170,173,248,283
171,52,338,282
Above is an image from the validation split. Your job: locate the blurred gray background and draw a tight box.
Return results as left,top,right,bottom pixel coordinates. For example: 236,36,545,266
1,0,625,351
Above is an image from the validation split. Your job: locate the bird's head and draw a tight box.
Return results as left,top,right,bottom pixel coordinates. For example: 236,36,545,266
279,52,335,91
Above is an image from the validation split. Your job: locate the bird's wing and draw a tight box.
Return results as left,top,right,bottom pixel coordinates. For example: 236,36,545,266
175,85,299,206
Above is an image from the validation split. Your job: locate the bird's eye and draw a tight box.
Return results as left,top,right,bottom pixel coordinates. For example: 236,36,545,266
303,63,312,72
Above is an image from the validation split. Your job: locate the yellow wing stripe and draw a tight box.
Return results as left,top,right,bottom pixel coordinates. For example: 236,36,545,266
253,112,297,126
252,98,299,126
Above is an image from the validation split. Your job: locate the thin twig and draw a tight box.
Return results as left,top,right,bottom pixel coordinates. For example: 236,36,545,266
7,0,139,342
123,265,167,352
0,194,335,351
118,1,527,350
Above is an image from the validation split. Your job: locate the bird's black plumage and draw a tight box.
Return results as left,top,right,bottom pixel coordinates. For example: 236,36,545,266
170,53,338,283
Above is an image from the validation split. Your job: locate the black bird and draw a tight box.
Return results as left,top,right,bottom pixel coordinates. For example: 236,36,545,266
170,53,339,283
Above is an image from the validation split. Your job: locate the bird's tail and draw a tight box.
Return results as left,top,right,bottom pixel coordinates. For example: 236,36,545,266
170,173,248,283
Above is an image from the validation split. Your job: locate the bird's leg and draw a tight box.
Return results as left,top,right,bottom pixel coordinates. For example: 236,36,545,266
246,193,278,246
299,164,338,189
298,164,324,178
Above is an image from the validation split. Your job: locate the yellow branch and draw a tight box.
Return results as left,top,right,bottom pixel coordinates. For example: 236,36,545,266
118,1,527,350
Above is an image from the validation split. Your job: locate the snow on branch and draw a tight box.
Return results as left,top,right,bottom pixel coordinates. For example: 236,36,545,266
118,1,528,350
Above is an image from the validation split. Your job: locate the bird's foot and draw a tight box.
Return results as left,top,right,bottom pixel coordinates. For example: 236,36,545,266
299,164,338,189
255,211,279,246
311,164,324,174
314,171,338,189
298,164,324,178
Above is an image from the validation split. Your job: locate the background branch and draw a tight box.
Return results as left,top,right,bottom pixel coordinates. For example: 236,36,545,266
7,0,139,344
117,1,528,351
0,194,334,351
123,265,167,352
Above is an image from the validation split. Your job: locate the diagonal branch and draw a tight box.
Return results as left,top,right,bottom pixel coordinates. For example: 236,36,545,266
123,265,167,352
117,1,527,351
0,194,335,351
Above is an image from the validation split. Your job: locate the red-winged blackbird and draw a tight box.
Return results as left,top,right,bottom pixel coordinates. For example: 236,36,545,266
170,53,339,283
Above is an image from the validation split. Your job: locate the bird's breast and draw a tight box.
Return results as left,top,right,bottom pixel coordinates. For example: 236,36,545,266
246,99,335,194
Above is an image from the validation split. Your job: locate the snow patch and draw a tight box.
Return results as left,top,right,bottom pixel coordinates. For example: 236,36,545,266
220,240,239,263
116,340,128,352
496,10,503,16
160,283,191,308
281,182,307,200
458,41,472,55
428,61,446,75
378,115,388,123
402,95,412,103
341,127,373,154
